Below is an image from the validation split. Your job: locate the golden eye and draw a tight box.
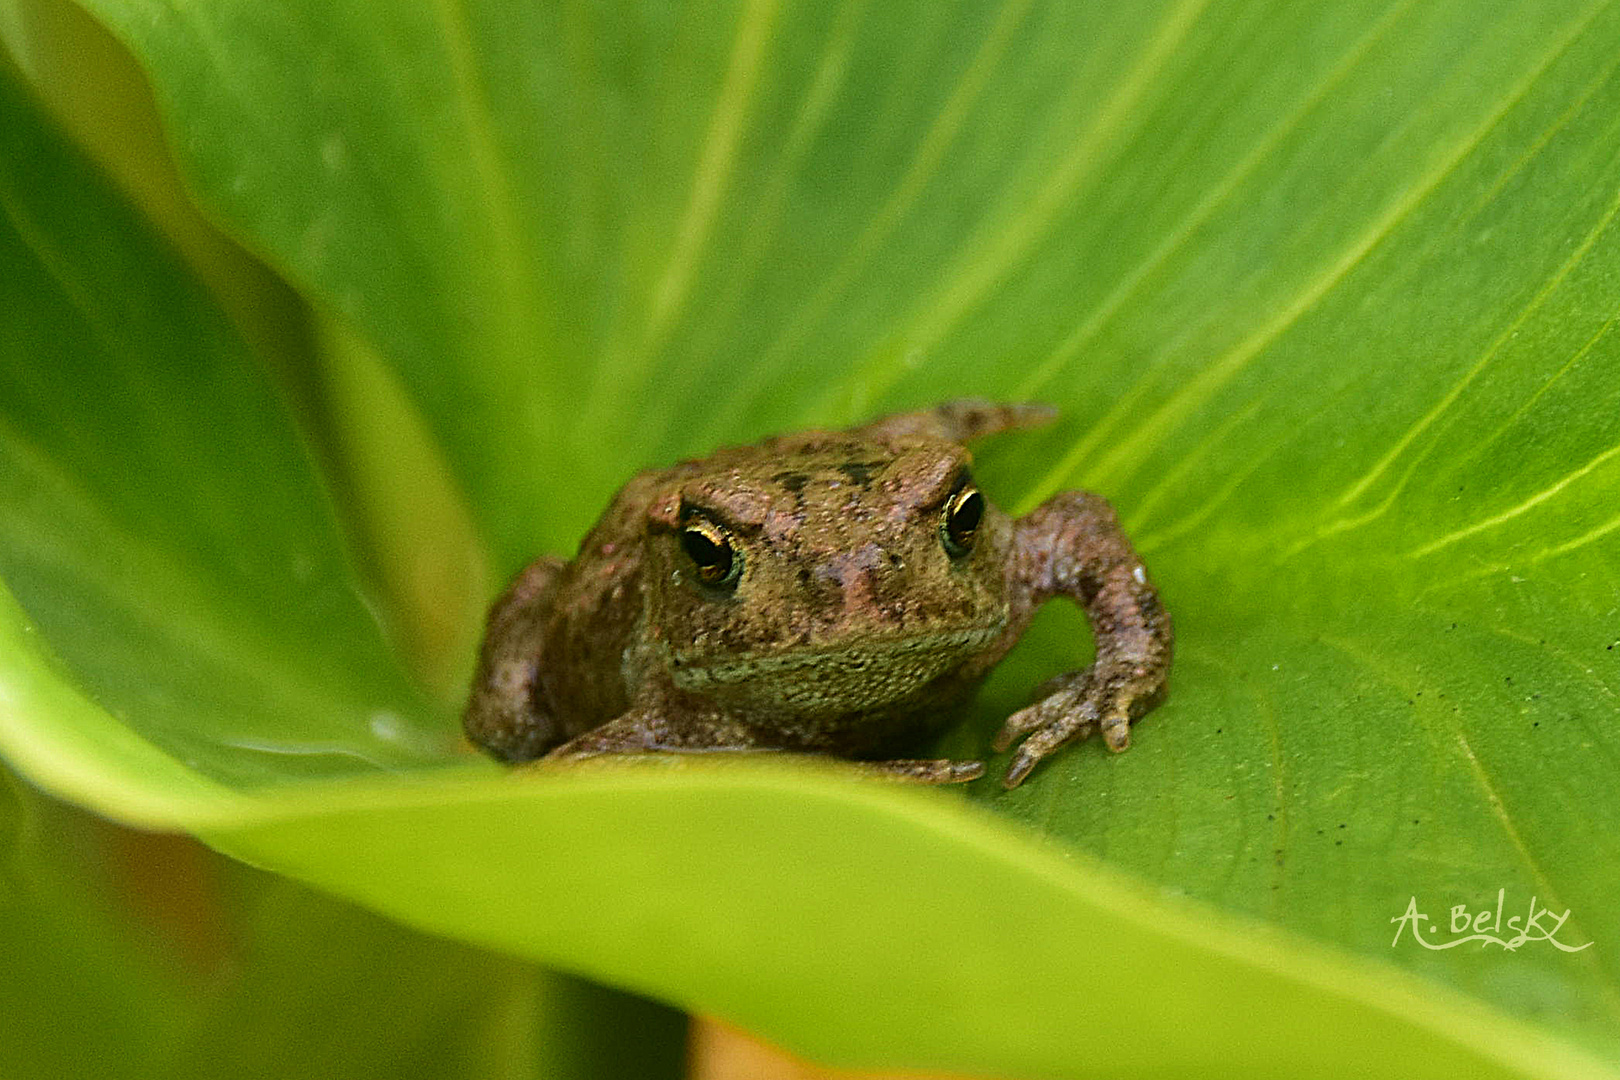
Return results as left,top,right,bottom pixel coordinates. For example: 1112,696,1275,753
941,485,984,559
680,518,740,587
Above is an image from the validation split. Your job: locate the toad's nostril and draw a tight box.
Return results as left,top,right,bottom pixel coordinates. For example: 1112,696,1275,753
812,560,847,588
811,553,885,614
812,543,890,588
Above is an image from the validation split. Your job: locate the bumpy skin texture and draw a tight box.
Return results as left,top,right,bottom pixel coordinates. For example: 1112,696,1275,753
464,401,1172,788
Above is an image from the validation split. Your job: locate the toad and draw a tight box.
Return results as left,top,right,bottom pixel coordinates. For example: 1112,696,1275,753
464,401,1171,788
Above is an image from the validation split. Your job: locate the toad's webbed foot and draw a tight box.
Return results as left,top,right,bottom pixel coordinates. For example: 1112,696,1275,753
854,758,985,783
547,712,984,784
993,665,1165,787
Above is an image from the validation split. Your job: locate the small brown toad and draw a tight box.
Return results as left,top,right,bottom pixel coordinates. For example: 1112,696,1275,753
465,401,1171,788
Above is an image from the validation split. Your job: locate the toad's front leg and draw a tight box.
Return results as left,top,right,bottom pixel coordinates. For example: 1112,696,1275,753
546,698,983,783
994,491,1172,788
543,703,757,760
464,556,568,763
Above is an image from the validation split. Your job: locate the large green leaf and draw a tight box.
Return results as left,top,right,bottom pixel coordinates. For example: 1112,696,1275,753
0,57,448,796
0,770,191,1079
3,0,1619,1076
1,768,685,1080
168,854,686,1080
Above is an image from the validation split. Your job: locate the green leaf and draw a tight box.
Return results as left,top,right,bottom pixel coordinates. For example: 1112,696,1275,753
0,55,686,1079
1,767,685,1080
203,764,1618,1080
171,856,686,1080
0,770,191,1079
4,0,1620,1076
0,59,449,799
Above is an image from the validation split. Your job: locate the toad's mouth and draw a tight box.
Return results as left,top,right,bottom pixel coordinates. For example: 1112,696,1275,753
659,619,1007,709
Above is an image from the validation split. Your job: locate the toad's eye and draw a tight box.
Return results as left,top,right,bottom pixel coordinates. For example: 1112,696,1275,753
941,485,984,559
680,518,741,587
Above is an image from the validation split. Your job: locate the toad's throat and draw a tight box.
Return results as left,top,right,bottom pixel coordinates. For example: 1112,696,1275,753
661,621,1005,710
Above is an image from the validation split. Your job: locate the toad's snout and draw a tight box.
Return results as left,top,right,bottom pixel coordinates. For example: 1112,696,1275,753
811,542,894,613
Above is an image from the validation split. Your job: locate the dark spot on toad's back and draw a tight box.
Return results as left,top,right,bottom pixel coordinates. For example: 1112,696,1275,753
838,460,884,487
774,470,809,493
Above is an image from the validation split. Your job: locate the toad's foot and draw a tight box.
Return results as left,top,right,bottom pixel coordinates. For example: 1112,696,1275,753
544,711,985,784
992,665,1161,788
855,758,985,783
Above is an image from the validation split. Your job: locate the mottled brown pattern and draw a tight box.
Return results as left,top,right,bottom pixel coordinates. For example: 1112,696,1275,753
463,401,1173,787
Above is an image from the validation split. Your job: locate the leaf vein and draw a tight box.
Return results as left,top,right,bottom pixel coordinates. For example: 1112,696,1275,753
694,0,1037,442
1318,633,1620,1005
1011,0,1423,404
428,0,547,367
1409,440,1620,558
897,0,1213,367
1332,40,1620,510
639,0,780,363
1082,0,1618,494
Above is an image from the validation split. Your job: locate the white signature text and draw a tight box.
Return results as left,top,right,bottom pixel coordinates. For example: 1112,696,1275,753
1390,889,1591,952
